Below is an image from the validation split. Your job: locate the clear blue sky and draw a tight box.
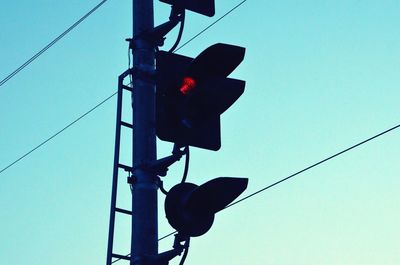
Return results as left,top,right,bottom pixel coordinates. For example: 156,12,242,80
1,0,399,264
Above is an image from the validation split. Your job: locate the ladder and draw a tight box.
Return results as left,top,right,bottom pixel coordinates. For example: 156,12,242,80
106,69,134,265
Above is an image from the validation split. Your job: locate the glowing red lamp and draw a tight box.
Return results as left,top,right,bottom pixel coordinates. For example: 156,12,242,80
180,77,196,95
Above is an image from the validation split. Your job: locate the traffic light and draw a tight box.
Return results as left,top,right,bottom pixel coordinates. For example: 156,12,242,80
156,43,245,151
165,177,248,237
159,0,215,17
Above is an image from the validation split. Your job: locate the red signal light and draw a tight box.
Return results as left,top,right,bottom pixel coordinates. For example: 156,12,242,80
180,77,196,95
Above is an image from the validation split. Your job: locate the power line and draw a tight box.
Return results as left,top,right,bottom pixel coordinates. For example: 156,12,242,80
0,92,117,175
159,231,177,241
226,123,400,208
174,0,247,52
0,0,110,88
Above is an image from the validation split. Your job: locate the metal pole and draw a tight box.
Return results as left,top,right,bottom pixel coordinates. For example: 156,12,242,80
131,0,158,265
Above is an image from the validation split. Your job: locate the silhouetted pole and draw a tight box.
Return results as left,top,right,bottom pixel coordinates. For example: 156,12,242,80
131,0,158,265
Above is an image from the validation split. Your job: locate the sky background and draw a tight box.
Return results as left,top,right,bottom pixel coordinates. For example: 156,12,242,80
1,0,399,264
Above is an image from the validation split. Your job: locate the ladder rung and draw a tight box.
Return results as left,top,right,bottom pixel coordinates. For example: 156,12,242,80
121,121,133,129
118,164,132,172
115,207,132,215
112,253,130,261
122,85,133,92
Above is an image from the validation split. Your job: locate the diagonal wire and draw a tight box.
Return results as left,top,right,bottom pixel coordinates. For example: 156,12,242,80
0,0,110,87
0,92,117,175
174,0,247,53
226,122,400,208
158,231,177,241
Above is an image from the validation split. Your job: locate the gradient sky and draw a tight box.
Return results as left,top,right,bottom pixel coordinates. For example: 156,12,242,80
1,1,399,265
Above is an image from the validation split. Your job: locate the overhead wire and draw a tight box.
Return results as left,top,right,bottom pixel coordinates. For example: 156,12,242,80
225,123,400,208
0,92,117,175
0,0,110,87
174,0,247,53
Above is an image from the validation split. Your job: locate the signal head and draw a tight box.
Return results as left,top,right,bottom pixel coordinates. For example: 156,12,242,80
165,177,248,237
159,0,215,17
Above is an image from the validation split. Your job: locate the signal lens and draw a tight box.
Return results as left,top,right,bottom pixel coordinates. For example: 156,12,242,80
180,77,196,95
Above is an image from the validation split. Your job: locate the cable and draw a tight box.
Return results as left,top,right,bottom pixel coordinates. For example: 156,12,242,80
0,0,110,88
174,0,247,53
181,146,190,183
158,179,169,195
0,92,117,175
225,123,400,209
179,247,189,265
159,231,177,241
168,11,186,53
178,239,190,265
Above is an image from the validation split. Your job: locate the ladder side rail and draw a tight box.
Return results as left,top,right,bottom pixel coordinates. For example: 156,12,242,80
106,70,131,265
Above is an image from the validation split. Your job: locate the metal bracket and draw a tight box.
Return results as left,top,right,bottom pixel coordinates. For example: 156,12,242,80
134,144,187,177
